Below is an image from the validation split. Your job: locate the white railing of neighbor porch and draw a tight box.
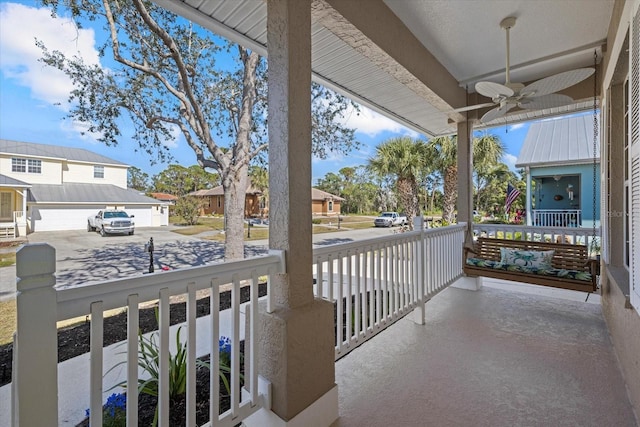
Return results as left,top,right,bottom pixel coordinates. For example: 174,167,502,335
532,209,582,227
312,219,466,359
12,244,285,427
472,223,601,253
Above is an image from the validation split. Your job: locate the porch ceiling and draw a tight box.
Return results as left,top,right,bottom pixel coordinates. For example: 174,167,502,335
155,0,613,136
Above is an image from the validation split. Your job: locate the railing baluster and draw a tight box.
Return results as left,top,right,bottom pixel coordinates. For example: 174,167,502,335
89,301,103,427
210,278,220,423
231,274,241,416
158,288,170,427
186,283,196,427
127,294,139,427
250,270,259,405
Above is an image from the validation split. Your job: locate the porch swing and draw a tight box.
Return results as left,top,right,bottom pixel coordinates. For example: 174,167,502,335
463,53,600,294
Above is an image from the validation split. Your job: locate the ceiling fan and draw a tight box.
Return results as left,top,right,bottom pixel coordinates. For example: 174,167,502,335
459,16,594,123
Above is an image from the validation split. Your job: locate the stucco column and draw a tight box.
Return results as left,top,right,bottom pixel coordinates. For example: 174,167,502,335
456,120,473,226
525,167,532,226
260,0,336,422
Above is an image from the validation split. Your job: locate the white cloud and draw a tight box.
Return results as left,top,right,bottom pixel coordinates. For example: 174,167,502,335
0,3,101,106
163,124,181,149
340,104,419,138
508,123,525,132
503,153,518,171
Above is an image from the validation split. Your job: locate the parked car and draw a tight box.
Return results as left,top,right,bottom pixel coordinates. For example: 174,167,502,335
373,212,407,227
87,210,135,236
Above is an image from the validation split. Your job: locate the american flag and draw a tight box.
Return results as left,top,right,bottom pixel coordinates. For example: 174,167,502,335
505,183,521,213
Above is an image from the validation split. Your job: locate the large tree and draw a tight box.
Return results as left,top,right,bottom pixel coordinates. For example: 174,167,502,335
428,133,504,223
127,166,150,192
39,0,358,260
368,137,434,228
152,164,220,196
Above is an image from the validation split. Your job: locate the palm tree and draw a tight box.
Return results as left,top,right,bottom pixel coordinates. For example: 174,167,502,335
427,136,458,223
368,137,434,228
249,166,269,218
428,133,505,223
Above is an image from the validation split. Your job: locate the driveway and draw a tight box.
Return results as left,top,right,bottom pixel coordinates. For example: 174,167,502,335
0,224,394,301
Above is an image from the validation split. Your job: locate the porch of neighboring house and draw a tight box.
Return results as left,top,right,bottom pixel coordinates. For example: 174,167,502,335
0,177,29,239
517,114,601,229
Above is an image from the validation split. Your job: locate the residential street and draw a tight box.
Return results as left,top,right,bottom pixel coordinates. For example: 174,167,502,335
0,224,393,300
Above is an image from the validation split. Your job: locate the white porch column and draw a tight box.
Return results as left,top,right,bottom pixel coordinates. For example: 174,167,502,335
525,166,532,226
257,0,336,423
456,120,473,225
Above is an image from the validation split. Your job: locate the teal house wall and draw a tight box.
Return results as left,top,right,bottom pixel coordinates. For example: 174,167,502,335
530,163,601,228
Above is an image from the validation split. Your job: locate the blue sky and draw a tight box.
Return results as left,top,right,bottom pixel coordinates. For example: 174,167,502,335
0,1,528,185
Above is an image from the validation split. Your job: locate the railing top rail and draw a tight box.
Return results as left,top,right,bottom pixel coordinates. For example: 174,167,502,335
472,223,600,235
312,223,466,258
54,251,285,320
532,209,581,212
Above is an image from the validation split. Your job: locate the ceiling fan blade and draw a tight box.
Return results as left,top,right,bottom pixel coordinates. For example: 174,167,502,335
453,102,496,113
521,68,594,98
518,93,574,110
475,81,514,99
480,103,515,123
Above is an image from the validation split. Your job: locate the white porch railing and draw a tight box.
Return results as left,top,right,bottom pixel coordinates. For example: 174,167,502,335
312,219,467,359
12,244,285,427
472,223,601,253
12,220,468,425
532,209,582,227
12,211,24,223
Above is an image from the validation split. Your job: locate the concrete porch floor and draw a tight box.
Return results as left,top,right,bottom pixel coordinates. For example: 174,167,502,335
333,281,638,427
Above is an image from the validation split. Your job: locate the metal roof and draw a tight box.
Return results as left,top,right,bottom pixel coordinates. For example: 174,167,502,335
0,140,127,166
0,174,31,188
28,183,161,204
515,114,601,168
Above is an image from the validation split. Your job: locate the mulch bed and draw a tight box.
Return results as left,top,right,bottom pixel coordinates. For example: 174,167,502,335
0,283,267,426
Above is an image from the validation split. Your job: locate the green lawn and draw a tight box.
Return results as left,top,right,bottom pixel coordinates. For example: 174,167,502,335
0,251,16,268
171,215,377,240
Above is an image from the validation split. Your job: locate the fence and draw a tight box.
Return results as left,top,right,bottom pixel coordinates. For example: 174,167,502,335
532,209,582,227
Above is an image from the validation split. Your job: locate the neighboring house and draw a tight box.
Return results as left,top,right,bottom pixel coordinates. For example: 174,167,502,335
149,192,179,205
189,183,263,217
516,114,601,228
312,188,344,216
189,185,344,217
0,139,168,235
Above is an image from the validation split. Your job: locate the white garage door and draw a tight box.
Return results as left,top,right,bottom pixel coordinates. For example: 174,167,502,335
30,205,106,232
124,207,153,227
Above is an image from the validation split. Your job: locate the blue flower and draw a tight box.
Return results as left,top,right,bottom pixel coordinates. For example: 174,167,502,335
219,336,231,355
104,393,126,417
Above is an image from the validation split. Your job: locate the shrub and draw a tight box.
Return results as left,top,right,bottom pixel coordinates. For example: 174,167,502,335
174,196,203,225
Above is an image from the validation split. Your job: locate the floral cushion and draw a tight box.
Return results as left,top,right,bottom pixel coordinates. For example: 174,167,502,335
500,248,555,269
465,257,592,282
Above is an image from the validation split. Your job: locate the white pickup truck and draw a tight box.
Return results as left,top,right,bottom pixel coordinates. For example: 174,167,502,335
373,211,407,227
87,209,135,236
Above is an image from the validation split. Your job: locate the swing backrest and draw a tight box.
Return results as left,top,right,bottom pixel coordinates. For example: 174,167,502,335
474,238,589,272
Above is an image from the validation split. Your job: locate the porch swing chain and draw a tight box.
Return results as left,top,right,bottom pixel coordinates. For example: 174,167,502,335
591,50,598,258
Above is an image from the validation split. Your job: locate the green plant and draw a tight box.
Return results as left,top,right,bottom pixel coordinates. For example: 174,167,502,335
85,393,126,427
107,325,238,426
174,195,204,225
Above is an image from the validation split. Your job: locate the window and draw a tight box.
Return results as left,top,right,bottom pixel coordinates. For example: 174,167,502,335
11,158,41,173
94,165,105,179
28,159,41,174
328,200,334,212
11,158,25,173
